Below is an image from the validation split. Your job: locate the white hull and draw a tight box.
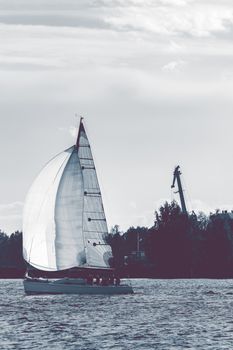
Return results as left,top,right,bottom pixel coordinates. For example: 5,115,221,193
23,279,134,295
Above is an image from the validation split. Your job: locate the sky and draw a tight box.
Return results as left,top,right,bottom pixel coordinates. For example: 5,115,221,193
0,0,233,234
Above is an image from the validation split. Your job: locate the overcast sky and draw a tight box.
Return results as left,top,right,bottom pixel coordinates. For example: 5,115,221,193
0,0,233,233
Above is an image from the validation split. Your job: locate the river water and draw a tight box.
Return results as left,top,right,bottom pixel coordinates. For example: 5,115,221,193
0,279,233,349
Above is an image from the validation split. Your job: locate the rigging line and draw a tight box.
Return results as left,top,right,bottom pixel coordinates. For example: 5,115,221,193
182,174,193,213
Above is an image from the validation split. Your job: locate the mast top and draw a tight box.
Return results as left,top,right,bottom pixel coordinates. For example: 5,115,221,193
75,113,84,124
76,115,85,148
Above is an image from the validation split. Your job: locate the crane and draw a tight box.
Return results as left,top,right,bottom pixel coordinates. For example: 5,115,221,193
171,165,187,214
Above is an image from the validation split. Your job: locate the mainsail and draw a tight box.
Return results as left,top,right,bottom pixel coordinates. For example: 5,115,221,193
23,120,112,271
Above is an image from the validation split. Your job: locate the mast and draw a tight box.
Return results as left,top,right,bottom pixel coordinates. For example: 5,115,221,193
171,165,187,214
76,116,84,148
76,116,87,265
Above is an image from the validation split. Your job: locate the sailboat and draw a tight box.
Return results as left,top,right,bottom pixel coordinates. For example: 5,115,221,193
23,118,133,295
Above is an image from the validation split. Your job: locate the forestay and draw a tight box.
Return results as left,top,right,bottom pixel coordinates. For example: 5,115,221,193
23,121,112,271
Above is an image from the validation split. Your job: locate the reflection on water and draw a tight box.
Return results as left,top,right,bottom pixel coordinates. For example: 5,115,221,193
0,279,233,349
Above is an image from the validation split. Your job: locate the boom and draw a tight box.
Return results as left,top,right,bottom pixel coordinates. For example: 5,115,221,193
171,166,187,214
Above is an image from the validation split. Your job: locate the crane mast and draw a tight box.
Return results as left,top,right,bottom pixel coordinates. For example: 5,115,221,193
171,166,187,214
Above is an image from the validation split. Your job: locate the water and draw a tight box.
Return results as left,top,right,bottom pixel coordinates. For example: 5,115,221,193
0,279,233,349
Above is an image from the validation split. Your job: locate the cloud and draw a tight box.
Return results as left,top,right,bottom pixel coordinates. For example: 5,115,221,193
158,0,192,5
118,210,155,230
0,1,232,39
191,199,233,215
0,12,112,30
58,126,78,139
168,40,183,52
162,59,186,72
154,198,233,216
0,202,23,234
1,1,233,74
189,199,214,214
1,0,233,233
0,24,147,71
0,201,23,215
103,2,233,37
69,126,78,138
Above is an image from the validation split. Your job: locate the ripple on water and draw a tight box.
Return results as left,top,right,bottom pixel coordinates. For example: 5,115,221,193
0,279,233,349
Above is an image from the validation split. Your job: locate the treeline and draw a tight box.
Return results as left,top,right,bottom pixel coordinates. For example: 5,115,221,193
107,201,233,278
1,201,233,278
0,231,25,277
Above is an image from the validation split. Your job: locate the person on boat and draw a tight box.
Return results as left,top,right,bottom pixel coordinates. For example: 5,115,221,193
115,276,120,286
101,277,109,286
95,275,100,285
86,274,93,285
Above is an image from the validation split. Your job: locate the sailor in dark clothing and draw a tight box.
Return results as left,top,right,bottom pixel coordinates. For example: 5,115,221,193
115,276,120,286
86,274,93,285
101,277,109,286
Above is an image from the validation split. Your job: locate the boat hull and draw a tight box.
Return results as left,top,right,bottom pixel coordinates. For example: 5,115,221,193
23,279,134,295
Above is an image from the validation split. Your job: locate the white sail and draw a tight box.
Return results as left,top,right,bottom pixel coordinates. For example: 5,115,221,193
54,148,85,270
23,121,112,272
77,123,112,268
